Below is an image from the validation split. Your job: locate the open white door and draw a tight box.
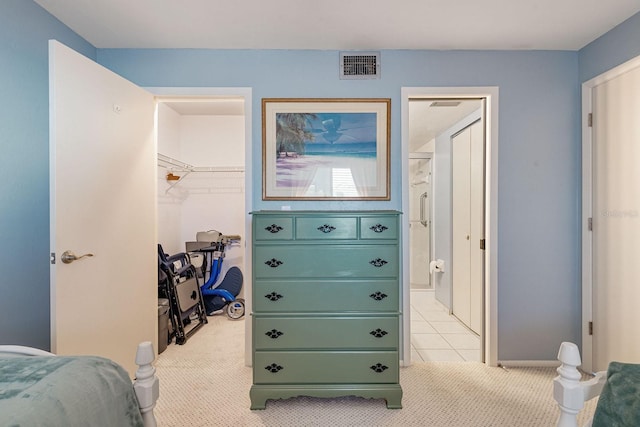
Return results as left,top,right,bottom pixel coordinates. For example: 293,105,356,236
590,62,640,371
49,40,157,376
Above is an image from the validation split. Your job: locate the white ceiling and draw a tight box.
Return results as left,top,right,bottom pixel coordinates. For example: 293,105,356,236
409,100,482,151
35,0,638,150
35,0,640,50
162,98,245,116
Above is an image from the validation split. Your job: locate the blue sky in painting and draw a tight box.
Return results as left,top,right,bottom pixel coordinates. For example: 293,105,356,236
304,113,376,145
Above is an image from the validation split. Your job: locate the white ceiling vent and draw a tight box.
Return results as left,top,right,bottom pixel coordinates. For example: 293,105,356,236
339,52,380,80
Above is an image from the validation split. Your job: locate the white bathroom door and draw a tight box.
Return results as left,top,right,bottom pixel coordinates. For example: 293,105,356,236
49,40,157,376
591,63,640,371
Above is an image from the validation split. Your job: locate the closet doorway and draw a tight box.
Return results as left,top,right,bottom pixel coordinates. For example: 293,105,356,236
401,87,498,367
148,88,253,366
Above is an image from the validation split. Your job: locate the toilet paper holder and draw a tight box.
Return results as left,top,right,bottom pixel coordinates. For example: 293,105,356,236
429,259,445,274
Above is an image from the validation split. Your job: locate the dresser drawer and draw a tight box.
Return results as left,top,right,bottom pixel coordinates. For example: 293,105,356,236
295,216,357,240
360,216,398,240
254,316,398,350
253,216,293,240
254,351,399,384
254,245,398,279
254,280,399,313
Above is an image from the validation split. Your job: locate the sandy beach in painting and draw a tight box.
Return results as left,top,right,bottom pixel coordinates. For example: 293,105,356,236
276,153,376,189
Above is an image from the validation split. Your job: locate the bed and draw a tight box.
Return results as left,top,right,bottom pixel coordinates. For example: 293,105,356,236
0,342,159,427
554,341,640,427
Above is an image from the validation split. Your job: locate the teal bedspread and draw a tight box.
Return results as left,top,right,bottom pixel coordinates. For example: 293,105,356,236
592,361,640,427
0,355,143,427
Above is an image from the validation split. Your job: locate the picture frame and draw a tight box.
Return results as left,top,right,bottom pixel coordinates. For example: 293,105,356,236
262,98,391,201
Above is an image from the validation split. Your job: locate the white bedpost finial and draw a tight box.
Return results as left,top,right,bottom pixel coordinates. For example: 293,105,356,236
554,342,583,427
134,341,159,427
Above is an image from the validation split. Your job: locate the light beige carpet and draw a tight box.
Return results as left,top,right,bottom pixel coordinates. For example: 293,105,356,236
154,316,597,426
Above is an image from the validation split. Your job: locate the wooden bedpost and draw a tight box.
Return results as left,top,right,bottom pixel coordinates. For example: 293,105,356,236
134,341,160,427
553,342,606,427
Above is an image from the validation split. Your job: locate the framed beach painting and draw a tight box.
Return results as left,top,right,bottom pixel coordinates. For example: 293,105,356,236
262,98,391,200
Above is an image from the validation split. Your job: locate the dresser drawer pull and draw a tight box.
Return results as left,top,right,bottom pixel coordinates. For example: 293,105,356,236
369,224,389,233
265,224,284,233
369,258,388,267
265,329,284,339
265,292,284,301
370,328,388,338
369,291,388,301
317,224,336,233
265,258,283,268
370,363,389,373
265,363,284,373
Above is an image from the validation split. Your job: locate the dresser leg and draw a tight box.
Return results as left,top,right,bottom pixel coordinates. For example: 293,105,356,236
385,388,403,409
249,387,267,410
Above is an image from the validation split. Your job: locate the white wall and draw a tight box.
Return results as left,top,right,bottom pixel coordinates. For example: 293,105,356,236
157,109,246,269
157,103,183,254
179,115,245,266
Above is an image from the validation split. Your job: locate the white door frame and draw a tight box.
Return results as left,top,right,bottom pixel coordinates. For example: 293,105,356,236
144,86,253,366
401,87,499,367
580,55,640,372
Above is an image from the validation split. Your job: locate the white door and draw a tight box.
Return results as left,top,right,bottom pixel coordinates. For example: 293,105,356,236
591,64,640,371
452,120,483,334
49,40,157,376
452,126,472,327
469,121,484,334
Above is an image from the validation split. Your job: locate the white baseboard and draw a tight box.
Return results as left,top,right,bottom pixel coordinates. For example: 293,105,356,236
498,360,560,368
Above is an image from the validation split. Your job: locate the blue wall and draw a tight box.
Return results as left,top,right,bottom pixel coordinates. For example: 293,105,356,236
98,48,580,360
0,1,95,349
2,0,639,361
579,12,640,82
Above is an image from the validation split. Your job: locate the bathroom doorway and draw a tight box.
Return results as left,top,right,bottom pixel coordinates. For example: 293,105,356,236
402,87,498,366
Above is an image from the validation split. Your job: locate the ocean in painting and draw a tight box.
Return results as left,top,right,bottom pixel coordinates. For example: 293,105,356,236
275,152,377,192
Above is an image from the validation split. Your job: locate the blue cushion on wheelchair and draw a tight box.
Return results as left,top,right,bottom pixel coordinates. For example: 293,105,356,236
218,267,243,295
202,267,243,314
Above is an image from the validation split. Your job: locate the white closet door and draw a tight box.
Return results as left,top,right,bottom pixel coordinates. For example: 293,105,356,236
452,127,472,327
592,64,640,370
469,121,484,334
452,120,483,334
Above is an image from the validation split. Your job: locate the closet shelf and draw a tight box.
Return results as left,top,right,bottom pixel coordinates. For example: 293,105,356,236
158,153,244,173
158,153,244,194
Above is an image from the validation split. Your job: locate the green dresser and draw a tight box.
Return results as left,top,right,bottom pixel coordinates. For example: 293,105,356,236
250,211,403,409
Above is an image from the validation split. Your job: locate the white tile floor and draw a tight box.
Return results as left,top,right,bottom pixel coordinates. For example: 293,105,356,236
410,289,481,362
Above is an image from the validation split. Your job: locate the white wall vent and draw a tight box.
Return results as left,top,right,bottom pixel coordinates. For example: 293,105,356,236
339,52,380,80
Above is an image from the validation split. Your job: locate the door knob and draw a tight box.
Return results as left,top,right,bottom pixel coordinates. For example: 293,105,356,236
61,250,94,264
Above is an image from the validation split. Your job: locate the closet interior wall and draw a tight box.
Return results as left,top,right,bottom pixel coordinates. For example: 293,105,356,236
157,102,245,268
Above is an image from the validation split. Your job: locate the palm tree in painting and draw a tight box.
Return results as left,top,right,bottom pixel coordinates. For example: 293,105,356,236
275,113,317,157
